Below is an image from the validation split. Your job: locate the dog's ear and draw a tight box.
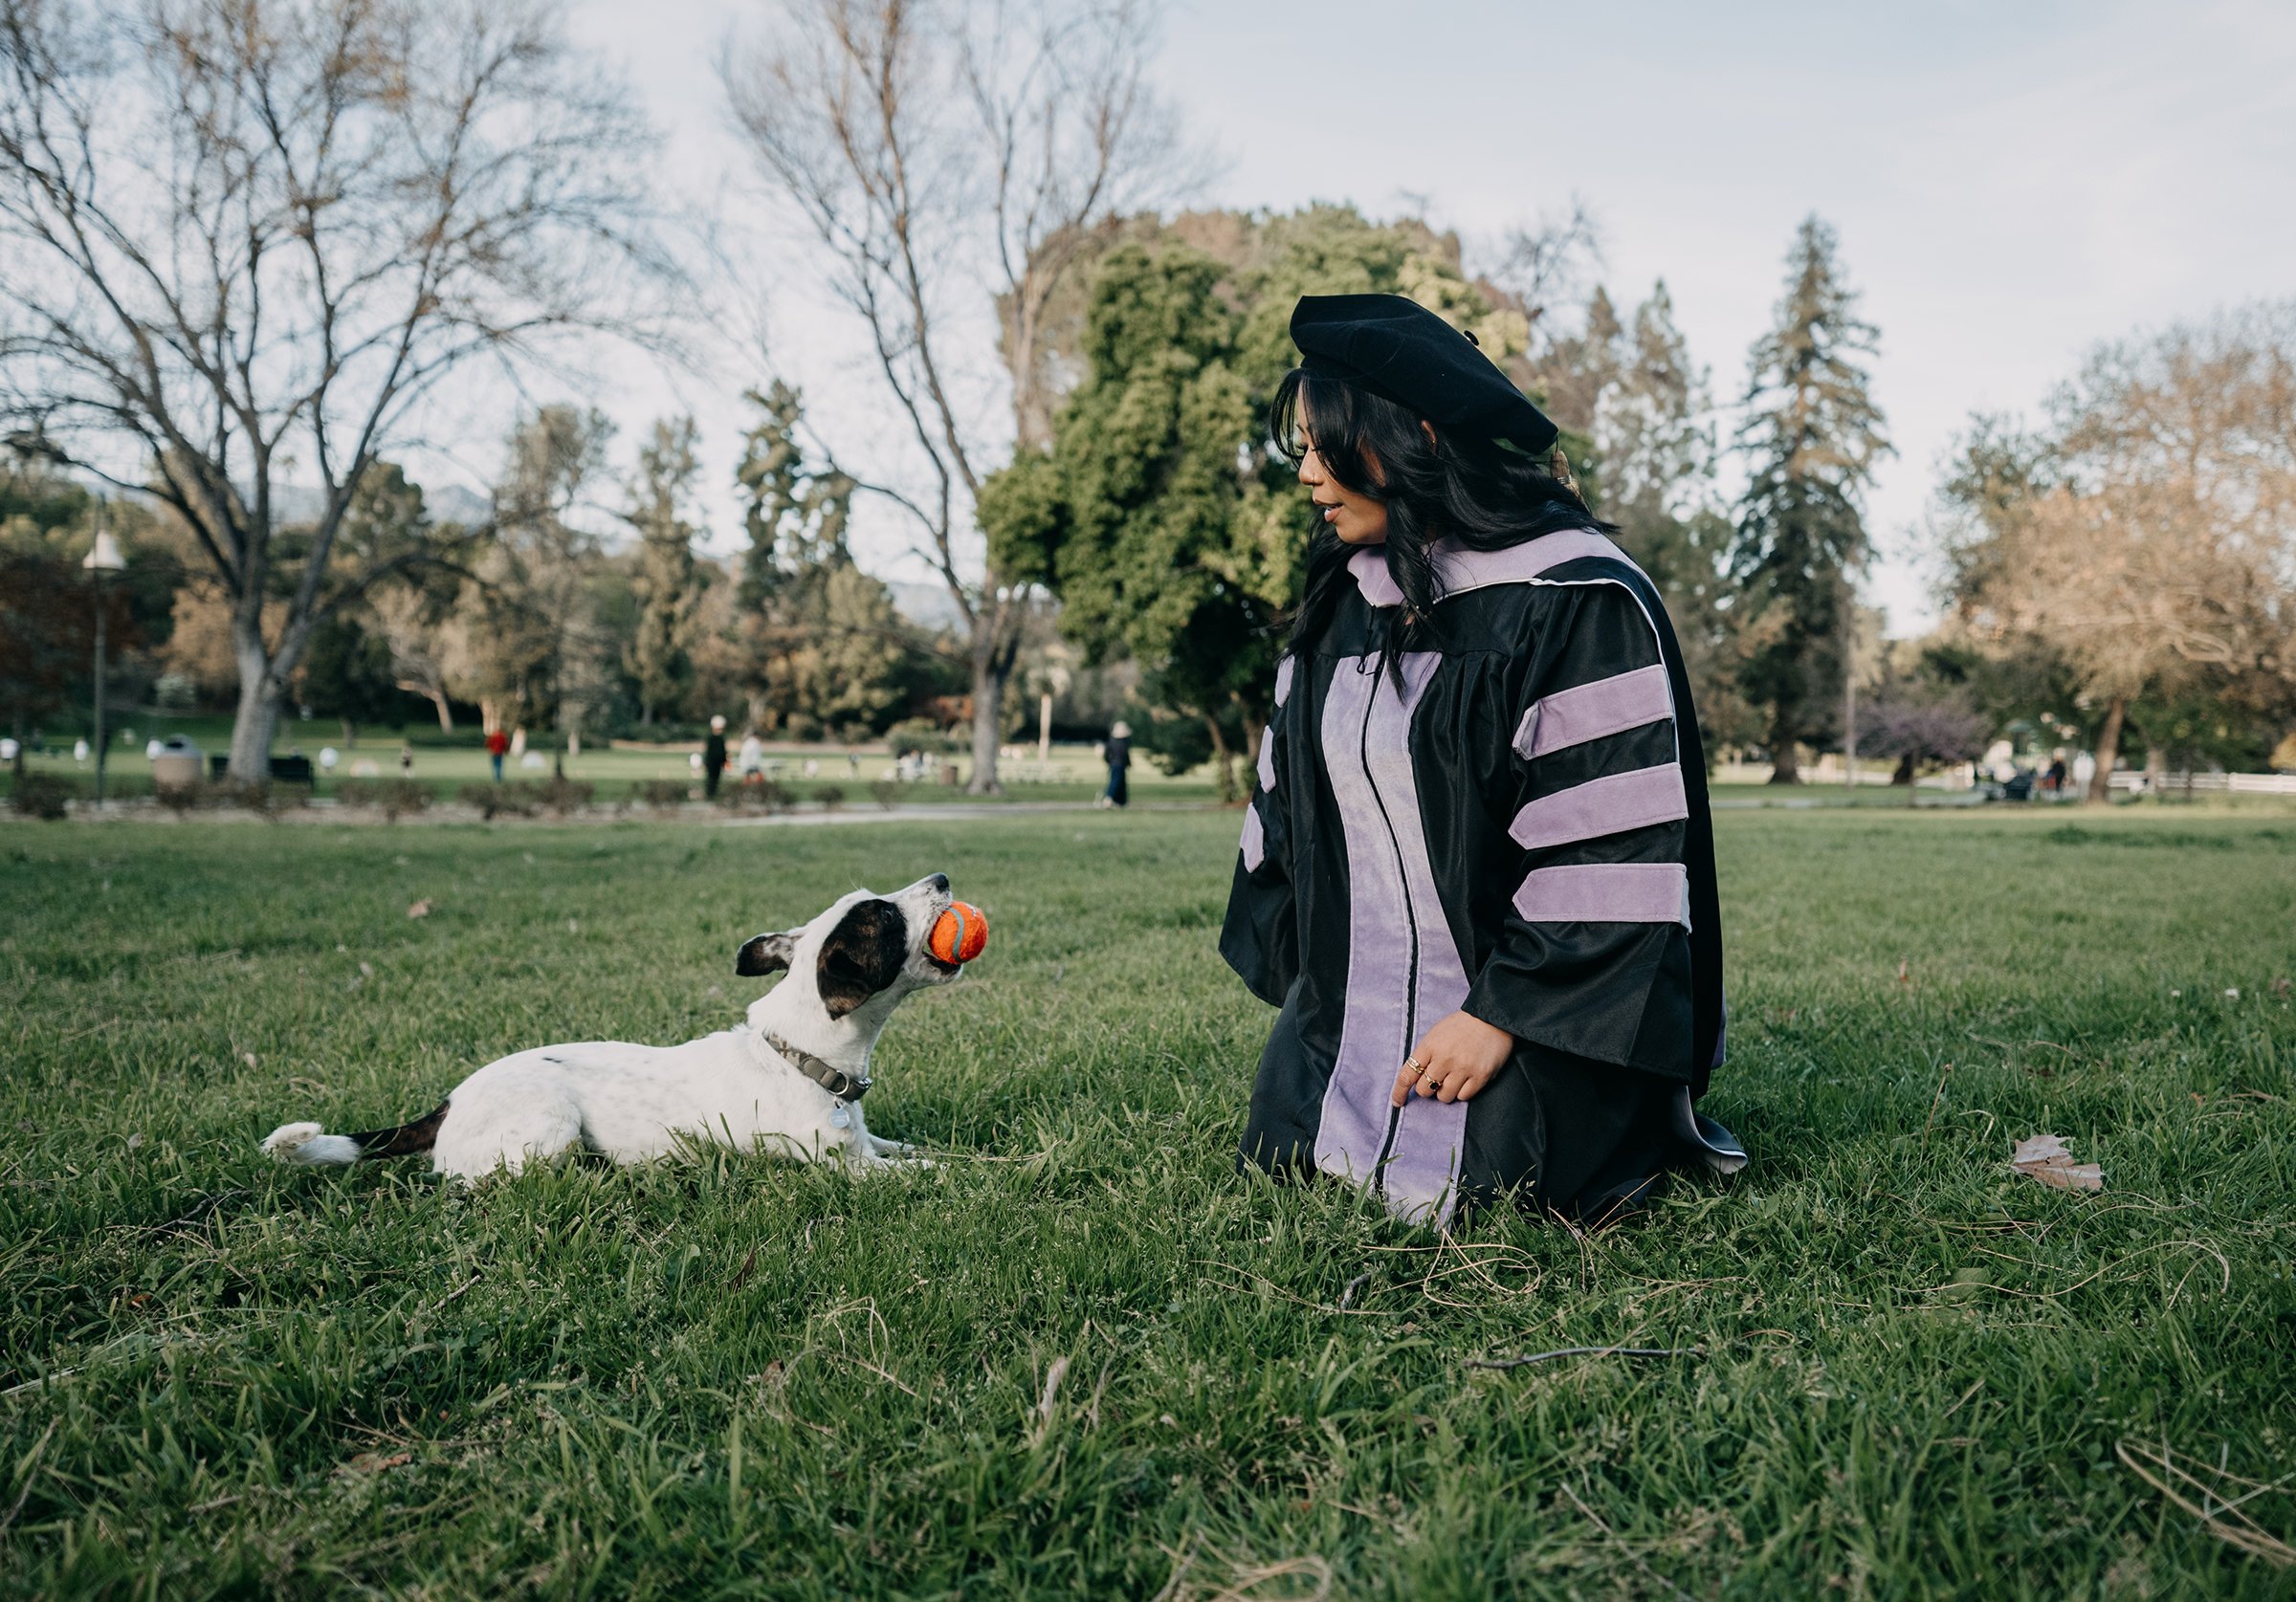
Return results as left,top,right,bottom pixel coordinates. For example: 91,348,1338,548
815,898,909,1019
735,930,800,977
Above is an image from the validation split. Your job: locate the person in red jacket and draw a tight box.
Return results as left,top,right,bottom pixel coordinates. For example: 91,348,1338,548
484,726,510,783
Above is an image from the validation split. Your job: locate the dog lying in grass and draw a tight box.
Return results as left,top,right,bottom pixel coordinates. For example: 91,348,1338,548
261,872,971,1181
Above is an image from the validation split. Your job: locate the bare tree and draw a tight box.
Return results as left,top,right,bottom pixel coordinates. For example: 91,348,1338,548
1488,197,1602,357
1959,306,2296,801
0,0,671,779
721,0,1189,792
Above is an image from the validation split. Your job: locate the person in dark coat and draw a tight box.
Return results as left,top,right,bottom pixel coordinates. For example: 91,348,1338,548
1101,721,1131,808
1222,294,1744,1228
702,715,728,800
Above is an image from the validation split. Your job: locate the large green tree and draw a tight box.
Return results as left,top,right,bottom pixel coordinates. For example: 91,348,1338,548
984,206,1544,795
1729,216,1891,782
984,242,1269,795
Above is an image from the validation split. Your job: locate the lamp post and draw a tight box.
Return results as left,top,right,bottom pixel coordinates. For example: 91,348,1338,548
82,505,125,810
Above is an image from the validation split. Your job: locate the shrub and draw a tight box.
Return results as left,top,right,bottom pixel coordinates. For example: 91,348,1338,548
155,781,202,814
11,773,77,820
638,779,691,810
814,783,845,812
869,779,903,811
338,778,431,821
459,782,540,821
208,779,291,816
719,779,791,813
884,717,954,757
538,777,593,815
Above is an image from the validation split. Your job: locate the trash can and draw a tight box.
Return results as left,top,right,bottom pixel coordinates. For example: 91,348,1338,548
152,735,203,789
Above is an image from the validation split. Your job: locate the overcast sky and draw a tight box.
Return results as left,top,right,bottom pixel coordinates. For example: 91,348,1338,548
545,0,2296,636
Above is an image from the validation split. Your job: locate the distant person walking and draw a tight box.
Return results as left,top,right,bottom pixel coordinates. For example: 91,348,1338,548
739,729,764,783
703,715,728,799
484,726,509,783
398,743,413,777
1100,720,1132,809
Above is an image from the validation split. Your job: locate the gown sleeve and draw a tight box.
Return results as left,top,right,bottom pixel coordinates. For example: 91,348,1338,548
1460,582,1700,1078
1219,654,1301,1007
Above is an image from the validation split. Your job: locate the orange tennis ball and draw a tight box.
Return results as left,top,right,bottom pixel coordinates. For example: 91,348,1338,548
930,901,988,965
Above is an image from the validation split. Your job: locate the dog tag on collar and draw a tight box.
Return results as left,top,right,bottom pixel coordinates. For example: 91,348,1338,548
829,1104,851,1130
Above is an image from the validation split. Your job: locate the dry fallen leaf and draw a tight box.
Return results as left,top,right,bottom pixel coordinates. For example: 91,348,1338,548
337,1450,411,1477
407,899,432,919
2011,1132,2104,1192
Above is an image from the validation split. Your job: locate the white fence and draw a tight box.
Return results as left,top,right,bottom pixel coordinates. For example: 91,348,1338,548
2108,771,2296,796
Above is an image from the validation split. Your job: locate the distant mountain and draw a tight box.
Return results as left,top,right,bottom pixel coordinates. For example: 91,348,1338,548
426,484,494,527
265,480,493,529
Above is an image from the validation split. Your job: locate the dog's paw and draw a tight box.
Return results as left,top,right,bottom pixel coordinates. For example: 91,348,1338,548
261,1121,324,1157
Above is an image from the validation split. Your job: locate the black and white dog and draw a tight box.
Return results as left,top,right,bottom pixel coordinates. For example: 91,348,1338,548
261,873,960,1181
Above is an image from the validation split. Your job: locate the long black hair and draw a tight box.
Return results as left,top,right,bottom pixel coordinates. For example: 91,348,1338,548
1272,365,1610,667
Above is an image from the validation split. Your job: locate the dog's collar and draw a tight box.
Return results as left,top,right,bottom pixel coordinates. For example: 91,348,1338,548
757,1028,870,1101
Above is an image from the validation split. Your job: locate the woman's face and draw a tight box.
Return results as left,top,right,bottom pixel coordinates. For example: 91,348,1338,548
1296,400,1390,546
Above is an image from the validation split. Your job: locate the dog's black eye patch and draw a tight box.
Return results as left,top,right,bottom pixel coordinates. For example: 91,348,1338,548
815,898,910,1019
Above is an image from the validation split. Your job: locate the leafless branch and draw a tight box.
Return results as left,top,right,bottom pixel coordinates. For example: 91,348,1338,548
719,0,1191,791
0,0,676,777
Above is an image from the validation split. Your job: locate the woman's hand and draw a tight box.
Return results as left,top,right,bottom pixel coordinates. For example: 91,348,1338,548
1391,1010,1516,1107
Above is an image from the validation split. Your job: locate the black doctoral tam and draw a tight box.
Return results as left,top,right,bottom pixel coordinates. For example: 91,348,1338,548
1291,293,1558,455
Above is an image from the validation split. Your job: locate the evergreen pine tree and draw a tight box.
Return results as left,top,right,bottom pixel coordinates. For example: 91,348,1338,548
622,417,702,726
728,384,891,735
1591,282,1756,754
1730,216,1891,782
736,383,807,612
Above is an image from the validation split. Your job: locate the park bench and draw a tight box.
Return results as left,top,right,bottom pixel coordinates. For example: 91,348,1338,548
205,754,316,787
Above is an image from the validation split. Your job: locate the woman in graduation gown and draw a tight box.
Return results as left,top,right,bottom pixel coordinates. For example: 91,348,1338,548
1222,293,1746,1228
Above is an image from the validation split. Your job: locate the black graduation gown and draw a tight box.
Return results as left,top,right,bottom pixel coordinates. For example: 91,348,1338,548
1221,528,1746,1227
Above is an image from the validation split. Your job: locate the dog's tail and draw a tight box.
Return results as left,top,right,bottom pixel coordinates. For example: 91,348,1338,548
261,1101,451,1167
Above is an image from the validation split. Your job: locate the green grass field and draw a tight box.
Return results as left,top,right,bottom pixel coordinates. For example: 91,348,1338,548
4,808,2294,1597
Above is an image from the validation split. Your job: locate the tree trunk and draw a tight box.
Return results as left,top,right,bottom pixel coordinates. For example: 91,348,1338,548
1203,713,1235,805
1766,703,1801,783
2085,696,2126,804
340,718,357,748
1239,705,1267,792
1890,752,1915,786
430,692,453,733
967,658,1005,796
227,640,281,784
